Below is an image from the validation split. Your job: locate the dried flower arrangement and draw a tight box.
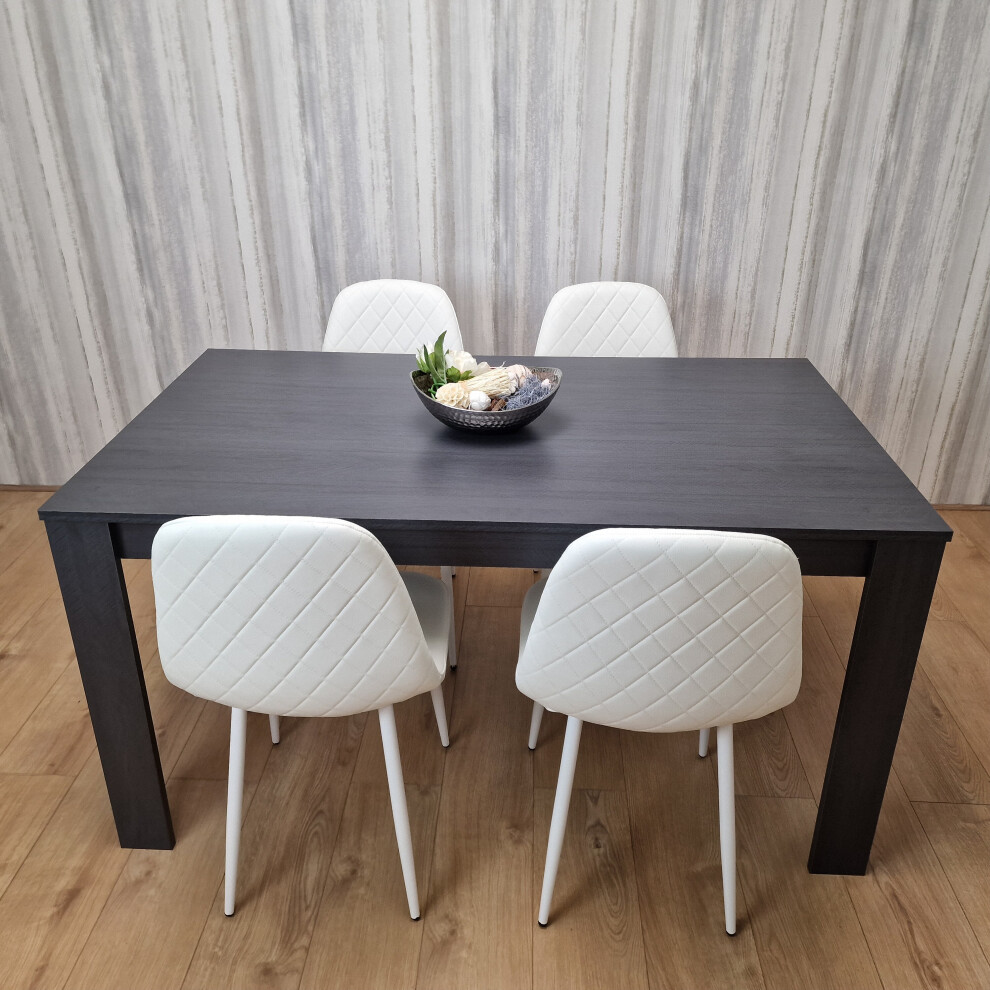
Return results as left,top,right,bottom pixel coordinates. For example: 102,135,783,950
413,335,553,413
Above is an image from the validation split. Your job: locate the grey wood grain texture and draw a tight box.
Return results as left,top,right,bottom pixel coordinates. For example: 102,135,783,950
1,0,989,501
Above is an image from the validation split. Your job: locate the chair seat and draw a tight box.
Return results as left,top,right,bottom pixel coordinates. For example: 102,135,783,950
402,571,450,677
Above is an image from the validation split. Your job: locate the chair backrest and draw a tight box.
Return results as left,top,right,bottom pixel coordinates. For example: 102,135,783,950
516,529,801,733
152,516,443,718
322,279,464,354
535,282,677,357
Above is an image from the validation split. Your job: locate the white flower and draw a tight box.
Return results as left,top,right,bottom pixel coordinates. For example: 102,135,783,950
447,350,479,374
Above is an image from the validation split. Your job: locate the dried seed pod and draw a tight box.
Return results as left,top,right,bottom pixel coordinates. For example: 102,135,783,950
505,364,532,391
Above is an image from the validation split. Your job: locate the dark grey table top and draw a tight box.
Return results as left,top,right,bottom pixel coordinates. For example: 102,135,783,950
40,349,950,543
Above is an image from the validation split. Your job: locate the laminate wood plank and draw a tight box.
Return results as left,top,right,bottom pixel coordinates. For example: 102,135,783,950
0,491,47,576
0,772,71,900
929,583,966,622
781,618,844,800
894,662,990,805
532,715,625,791
532,788,649,990
0,533,57,652
732,711,812,799
349,684,451,789
940,508,990,563
802,581,817,616
805,573,962,662
300,783,438,990
801,576,864,661
182,713,364,990
67,778,247,990
122,558,157,632
916,616,990,786
417,605,534,990
843,775,990,990
0,621,165,778
803,573,971,658
0,656,95,776
0,488,31,507
915,802,990,963
0,595,76,758
935,511,990,653
466,566,538,607
169,703,276,785
621,730,764,990
0,754,131,990
736,796,882,990
784,615,990,808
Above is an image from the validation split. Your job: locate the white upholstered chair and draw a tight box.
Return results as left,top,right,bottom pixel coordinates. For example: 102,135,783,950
323,278,463,666
535,281,677,357
151,515,451,920
517,528,802,934
322,278,464,354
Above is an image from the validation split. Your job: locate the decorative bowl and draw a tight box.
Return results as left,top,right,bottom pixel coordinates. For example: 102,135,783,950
410,367,563,434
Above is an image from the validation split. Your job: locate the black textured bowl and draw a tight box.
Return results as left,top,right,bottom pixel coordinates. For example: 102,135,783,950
411,367,562,434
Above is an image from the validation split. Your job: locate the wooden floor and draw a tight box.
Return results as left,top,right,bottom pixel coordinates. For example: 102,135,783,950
3,492,990,989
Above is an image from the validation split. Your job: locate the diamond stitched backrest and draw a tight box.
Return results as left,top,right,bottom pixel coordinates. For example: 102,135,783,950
516,529,802,732
152,516,443,718
322,279,464,354
535,282,677,357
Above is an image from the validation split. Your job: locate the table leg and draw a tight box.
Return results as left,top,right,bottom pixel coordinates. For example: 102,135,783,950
46,520,174,849
808,539,944,874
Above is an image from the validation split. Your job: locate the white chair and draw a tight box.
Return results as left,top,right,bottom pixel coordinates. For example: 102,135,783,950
535,281,677,357
151,515,451,920
323,278,463,355
531,281,677,579
517,528,802,934
323,278,463,666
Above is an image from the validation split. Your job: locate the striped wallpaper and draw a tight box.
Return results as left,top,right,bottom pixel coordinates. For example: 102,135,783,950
0,0,988,501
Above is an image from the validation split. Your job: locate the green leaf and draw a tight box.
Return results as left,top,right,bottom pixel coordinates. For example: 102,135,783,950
446,368,462,382
433,331,446,371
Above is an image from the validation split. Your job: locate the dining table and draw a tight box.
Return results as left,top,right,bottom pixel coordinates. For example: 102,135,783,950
39,348,951,875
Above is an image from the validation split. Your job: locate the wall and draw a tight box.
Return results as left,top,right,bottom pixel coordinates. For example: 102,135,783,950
1,0,988,501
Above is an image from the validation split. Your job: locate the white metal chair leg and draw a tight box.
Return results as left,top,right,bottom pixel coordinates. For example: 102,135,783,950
528,702,545,750
440,566,457,670
430,686,450,748
269,714,280,744
538,715,583,926
698,727,710,758
379,705,421,920
716,724,736,935
451,566,457,577
225,707,248,916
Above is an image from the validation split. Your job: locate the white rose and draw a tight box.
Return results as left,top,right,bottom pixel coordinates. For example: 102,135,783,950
447,350,478,374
